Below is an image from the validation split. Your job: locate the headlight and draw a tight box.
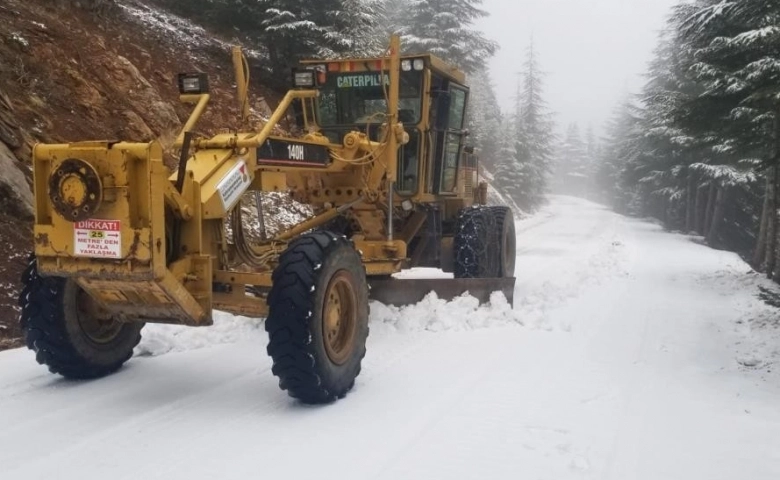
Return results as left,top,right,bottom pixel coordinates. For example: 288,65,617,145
401,59,412,71
177,73,209,94
413,58,424,71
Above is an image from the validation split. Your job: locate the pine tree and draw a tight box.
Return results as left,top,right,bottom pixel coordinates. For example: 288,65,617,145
679,0,780,261
603,0,772,255
153,0,383,83
553,123,590,197
595,98,643,213
466,70,502,173
398,0,498,73
493,114,524,202
512,41,556,210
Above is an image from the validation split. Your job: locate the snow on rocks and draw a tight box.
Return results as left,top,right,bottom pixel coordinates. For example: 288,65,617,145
118,1,262,61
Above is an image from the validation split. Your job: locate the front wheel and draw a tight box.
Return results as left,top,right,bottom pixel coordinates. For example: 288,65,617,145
18,255,144,379
265,232,369,404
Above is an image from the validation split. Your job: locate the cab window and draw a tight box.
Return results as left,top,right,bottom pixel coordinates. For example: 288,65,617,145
438,86,468,193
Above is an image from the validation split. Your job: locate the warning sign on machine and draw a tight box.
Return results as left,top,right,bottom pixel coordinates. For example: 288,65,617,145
74,219,122,259
216,160,251,211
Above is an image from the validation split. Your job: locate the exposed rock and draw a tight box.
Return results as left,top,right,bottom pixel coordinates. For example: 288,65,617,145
123,109,154,140
0,140,33,218
0,92,22,149
106,55,180,136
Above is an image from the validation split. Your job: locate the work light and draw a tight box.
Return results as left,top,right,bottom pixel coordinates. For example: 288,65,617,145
293,70,316,88
177,73,209,94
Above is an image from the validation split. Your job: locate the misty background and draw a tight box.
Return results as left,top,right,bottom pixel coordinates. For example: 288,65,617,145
477,0,679,135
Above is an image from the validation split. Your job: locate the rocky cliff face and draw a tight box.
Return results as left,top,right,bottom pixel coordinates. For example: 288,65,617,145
0,0,276,348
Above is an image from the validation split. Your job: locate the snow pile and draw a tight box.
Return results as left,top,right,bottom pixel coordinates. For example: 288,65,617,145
134,197,635,357
370,291,521,334
136,292,524,357
135,310,264,357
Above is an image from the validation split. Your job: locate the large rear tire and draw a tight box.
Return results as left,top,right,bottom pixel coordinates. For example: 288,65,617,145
265,232,369,404
18,255,143,379
454,206,499,278
488,206,516,278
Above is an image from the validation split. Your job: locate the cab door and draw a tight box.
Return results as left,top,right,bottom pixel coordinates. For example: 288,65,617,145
434,85,468,194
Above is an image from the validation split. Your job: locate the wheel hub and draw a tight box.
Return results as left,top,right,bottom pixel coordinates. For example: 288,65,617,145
48,158,103,222
322,270,358,365
75,289,123,344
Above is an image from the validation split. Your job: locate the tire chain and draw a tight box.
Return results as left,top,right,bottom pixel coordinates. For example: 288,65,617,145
454,206,499,278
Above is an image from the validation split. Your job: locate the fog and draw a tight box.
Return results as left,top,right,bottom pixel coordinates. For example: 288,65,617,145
477,0,680,135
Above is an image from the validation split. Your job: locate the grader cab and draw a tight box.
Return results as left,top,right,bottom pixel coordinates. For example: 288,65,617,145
20,36,516,403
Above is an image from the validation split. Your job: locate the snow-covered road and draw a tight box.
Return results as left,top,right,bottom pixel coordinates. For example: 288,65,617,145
1,196,779,480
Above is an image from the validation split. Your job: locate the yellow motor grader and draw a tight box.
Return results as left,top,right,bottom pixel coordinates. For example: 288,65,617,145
19,35,516,403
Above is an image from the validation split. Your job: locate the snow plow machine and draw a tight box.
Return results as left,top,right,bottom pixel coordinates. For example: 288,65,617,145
20,35,516,403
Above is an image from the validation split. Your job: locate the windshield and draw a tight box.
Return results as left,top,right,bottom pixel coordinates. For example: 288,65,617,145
316,71,423,126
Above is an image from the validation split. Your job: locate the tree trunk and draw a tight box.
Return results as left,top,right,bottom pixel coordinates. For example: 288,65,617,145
686,173,696,232
704,183,717,235
752,170,772,268
660,196,668,226
707,187,726,246
695,183,709,235
765,167,778,278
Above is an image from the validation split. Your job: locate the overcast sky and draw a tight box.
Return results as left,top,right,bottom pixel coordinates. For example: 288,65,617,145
476,0,679,136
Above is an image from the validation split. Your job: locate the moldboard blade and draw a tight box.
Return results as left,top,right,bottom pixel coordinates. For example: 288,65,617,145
367,277,516,307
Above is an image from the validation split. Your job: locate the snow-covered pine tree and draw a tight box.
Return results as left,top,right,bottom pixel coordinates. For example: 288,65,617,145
325,0,386,57
678,0,780,267
512,41,555,210
606,0,771,255
492,114,524,203
595,98,643,213
552,123,590,197
156,0,383,84
465,70,502,174
384,0,413,33
586,125,597,160
259,0,381,78
397,0,498,74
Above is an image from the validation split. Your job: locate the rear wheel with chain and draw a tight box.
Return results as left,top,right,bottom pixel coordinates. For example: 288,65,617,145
18,255,143,379
453,206,499,278
487,206,516,277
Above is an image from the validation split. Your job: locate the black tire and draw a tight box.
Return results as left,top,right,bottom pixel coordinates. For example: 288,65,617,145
18,255,143,379
454,206,499,278
488,206,516,277
265,232,369,404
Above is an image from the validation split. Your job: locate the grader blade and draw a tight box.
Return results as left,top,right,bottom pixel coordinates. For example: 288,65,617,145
367,277,516,307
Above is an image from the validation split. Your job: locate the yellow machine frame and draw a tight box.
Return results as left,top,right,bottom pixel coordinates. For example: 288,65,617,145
30,35,487,326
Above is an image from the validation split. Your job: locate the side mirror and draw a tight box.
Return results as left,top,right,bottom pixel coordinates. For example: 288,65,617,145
433,91,451,131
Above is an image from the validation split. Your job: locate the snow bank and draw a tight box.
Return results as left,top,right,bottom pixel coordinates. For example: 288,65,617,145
136,292,524,358
370,291,522,335
700,267,780,379
135,311,264,357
